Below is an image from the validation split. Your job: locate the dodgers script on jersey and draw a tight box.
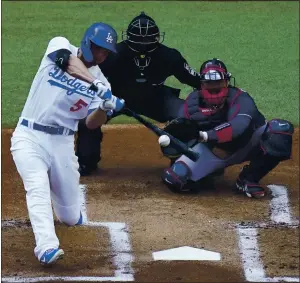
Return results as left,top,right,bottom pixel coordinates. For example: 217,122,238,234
20,36,111,131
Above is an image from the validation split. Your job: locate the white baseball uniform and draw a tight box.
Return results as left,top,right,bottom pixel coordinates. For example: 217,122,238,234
10,37,110,260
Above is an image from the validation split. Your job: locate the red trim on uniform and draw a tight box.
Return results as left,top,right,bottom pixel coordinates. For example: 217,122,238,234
202,66,226,74
165,168,183,186
184,92,195,119
268,122,293,135
228,103,240,121
184,101,191,119
216,125,233,143
260,145,267,155
268,131,293,136
229,89,243,107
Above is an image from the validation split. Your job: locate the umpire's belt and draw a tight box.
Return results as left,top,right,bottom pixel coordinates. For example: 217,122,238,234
21,119,75,135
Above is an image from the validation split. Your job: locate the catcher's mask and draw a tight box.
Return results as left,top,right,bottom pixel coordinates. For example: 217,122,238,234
122,12,165,69
199,58,234,108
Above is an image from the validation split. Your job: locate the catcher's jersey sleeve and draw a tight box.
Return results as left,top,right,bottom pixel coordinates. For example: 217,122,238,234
206,92,264,143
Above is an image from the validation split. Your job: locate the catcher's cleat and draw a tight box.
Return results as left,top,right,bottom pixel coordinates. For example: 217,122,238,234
79,164,98,176
235,166,265,199
39,248,64,266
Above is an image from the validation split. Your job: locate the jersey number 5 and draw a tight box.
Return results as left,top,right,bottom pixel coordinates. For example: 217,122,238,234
70,99,88,112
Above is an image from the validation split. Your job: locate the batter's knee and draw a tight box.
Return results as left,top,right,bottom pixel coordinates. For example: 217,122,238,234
58,213,81,226
162,161,191,193
52,199,81,226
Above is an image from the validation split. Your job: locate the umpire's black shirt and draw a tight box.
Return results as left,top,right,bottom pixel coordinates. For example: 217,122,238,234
98,41,201,96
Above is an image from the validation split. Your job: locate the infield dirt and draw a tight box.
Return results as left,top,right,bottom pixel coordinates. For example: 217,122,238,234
1,126,299,282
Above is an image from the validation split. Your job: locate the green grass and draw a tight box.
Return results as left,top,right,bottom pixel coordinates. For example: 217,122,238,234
2,1,299,127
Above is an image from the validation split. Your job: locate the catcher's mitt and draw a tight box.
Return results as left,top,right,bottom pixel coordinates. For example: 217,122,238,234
160,118,200,159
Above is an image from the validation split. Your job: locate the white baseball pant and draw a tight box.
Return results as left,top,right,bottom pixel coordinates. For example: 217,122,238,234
10,125,81,260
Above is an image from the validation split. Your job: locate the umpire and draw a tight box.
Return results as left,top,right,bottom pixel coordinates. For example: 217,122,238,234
76,12,201,175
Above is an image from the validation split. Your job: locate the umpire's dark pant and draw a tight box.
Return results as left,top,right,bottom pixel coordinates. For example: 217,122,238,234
75,85,185,168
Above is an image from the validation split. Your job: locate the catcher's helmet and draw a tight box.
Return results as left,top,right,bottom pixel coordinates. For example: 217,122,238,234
199,58,233,108
122,12,165,53
199,58,231,81
81,23,117,63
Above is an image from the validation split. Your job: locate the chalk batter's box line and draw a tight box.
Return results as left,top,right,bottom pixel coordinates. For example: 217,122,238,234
1,276,133,282
228,222,299,229
2,221,134,283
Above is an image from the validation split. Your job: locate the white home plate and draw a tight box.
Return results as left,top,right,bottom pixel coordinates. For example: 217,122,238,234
152,246,221,261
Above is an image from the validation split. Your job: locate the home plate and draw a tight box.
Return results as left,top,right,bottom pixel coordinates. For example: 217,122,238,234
152,246,221,261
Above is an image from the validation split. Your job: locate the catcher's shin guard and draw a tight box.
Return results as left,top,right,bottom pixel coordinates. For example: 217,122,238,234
235,145,282,199
162,161,191,193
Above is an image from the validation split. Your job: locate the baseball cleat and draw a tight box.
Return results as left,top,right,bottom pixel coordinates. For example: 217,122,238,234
39,248,64,266
235,177,265,199
76,211,83,225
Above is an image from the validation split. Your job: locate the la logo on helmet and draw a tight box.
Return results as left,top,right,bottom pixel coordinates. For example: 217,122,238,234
106,33,113,43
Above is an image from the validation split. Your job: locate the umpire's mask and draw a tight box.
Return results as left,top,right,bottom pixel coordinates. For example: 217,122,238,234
122,12,165,69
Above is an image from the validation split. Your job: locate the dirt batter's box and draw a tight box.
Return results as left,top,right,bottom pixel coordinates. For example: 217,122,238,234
1,222,135,282
237,185,300,282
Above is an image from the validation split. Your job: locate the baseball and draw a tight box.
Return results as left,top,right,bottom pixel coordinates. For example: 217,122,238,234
158,135,170,147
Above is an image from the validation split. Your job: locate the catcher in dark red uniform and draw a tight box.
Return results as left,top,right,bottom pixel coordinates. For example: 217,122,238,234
159,58,294,198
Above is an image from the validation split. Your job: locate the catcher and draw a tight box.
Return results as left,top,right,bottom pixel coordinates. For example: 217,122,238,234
159,58,294,198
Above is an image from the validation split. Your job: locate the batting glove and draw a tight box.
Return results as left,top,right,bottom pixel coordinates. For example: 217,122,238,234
98,96,125,112
91,79,112,100
199,131,208,142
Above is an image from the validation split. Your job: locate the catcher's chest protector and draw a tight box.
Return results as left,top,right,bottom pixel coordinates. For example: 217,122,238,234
184,88,241,129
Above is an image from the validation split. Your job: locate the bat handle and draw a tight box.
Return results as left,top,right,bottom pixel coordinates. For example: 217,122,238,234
186,149,200,162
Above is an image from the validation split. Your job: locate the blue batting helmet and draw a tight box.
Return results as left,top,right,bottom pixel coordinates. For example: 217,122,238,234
81,23,117,62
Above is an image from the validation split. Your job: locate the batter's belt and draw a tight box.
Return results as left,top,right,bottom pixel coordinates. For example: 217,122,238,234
20,119,74,135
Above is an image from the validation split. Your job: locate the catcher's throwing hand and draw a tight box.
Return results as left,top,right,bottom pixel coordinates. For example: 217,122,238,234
199,131,208,142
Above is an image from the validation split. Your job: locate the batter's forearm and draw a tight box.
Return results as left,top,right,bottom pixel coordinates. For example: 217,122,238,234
85,108,107,129
66,55,95,84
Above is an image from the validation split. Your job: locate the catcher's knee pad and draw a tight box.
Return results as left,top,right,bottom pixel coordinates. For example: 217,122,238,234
260,119,294,160
162,161,191,193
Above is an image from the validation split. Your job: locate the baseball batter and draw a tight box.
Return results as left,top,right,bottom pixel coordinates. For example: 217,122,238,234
10,23,125,265
159,58,294,198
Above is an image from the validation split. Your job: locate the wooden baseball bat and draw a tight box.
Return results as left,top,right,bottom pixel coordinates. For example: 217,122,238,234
122,108,200,162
